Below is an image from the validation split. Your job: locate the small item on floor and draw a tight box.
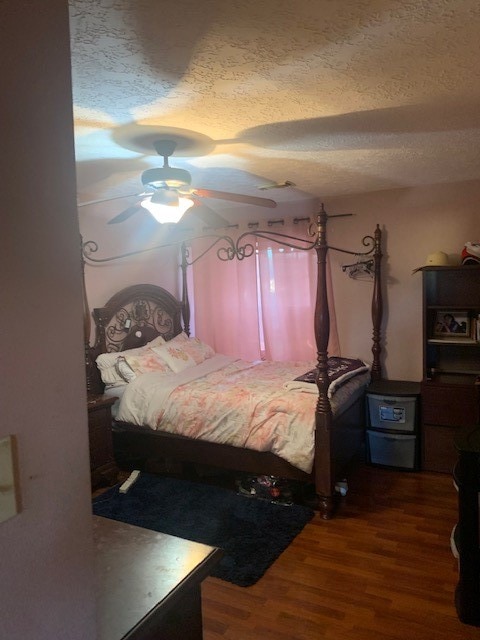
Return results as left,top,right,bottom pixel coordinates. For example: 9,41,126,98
119,469,141,494
335,479,348,496
236,474,294,505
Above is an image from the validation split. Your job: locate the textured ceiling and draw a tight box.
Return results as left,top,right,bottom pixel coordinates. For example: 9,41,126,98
70,0,480,220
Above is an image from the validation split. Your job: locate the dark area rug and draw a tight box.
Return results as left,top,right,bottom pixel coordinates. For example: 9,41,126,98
93,472,315,587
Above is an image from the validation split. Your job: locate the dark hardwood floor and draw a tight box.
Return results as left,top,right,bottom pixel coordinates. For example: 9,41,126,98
200,463,478,640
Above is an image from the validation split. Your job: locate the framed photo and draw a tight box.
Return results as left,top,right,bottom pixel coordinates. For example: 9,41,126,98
433,310,471,338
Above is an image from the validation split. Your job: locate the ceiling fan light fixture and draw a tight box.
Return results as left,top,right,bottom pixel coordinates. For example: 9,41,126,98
141,167,192,189
149,189,179,206
140,195,194,224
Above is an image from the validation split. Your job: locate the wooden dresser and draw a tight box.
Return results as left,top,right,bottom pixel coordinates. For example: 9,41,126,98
93,515,222,640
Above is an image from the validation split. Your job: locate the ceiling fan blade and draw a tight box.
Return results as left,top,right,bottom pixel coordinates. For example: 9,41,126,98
107,204,143,224
77,192,148,208
191,188,277,208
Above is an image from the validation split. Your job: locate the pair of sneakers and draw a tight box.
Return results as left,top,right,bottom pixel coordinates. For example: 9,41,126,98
236,474,293,505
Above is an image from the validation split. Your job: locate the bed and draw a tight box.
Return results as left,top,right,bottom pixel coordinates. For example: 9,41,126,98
84,207,383,518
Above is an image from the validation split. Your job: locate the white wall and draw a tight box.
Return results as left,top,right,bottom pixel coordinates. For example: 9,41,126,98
0,2,96,638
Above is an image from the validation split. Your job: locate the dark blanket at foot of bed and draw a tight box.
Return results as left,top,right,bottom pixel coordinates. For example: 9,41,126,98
92,472,315,587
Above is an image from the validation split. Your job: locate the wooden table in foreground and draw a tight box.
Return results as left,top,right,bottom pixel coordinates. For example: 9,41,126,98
93,515,223,640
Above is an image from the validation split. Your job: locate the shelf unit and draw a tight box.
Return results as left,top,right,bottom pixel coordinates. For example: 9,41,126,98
420,265,480,473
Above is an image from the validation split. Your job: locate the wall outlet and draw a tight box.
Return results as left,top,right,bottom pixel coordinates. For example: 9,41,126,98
0,435,21,523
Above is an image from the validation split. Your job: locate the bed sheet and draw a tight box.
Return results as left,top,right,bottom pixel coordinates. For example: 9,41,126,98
103,384,126,418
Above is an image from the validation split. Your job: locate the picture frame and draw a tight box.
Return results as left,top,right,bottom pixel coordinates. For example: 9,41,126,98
433,310,471,338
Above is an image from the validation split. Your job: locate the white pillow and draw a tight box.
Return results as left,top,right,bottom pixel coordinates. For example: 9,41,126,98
146,335,167,349
183,336,215,363
124,349,172,375
96,347,144,386
114,356,137,383
96,346,143,371
164,333,215,362
95,335,167,386
152,343,197,373
168,332,189,345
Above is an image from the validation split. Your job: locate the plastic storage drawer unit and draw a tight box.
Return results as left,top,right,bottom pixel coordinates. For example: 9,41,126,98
367,430,417,470
367,394,417,433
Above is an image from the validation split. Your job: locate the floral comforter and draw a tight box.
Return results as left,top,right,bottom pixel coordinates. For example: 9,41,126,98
115,355,369,474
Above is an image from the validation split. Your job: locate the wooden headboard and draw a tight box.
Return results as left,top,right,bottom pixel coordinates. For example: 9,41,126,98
86,284,184,395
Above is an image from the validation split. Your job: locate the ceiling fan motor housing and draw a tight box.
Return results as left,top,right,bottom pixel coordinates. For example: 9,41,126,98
141,167,192,189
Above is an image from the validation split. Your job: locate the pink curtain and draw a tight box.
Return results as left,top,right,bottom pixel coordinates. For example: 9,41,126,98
191,223,340,361
191,233,261,360
256,223,340,360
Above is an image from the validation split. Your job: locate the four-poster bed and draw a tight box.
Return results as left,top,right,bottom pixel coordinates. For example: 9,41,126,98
83,205,383,518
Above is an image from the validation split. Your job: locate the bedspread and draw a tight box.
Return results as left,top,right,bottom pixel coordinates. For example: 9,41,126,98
115,355,369,474
283,357,370,398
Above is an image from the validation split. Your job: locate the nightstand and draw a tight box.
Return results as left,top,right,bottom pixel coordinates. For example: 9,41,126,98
87,394,118,489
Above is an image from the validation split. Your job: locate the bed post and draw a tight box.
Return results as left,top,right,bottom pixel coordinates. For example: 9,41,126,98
313,205,335,519
370,225,383,381
81,236,97,397
180,242,191,337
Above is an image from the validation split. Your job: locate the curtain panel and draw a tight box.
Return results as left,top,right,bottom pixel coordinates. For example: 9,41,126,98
191,221,340,361
191,231,261,360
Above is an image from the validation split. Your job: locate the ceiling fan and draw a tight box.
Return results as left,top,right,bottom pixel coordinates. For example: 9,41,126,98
78,139,277,228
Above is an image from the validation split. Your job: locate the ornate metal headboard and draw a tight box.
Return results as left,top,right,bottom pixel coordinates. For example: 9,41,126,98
93,284,184,353
86,284,184,394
